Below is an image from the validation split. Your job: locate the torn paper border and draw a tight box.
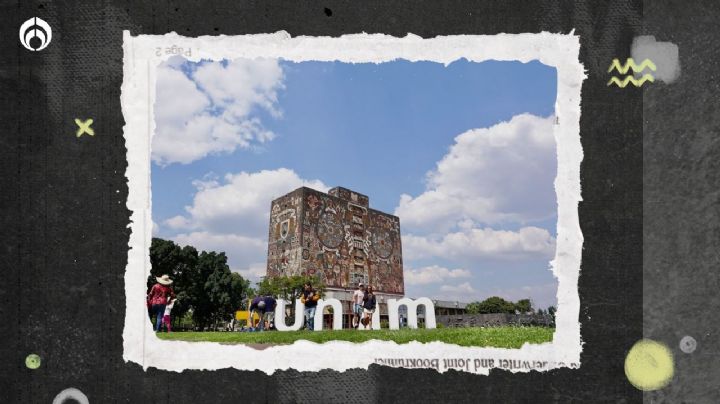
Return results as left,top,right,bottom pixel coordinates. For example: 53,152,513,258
121,31,585,374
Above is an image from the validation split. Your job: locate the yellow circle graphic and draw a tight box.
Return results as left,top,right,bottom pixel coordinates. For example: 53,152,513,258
625,339,674,391
25,353,41,369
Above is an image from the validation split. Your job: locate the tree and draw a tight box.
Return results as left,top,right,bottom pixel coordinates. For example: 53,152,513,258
466,296,516,314
148,238,198,321
547,306,557,326
255,274,325,318
190,251,248,329
465,301,482,314
230,272,251,311
148,238,251,330
255,274,325,302
514,299,532,314
466,297,535,314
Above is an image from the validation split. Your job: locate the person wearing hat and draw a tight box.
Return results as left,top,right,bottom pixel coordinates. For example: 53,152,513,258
351,283,366,329
147,274,176,332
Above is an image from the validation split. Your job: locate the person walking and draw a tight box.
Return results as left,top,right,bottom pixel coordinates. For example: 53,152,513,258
147,274,175,332
300,282,320,331
361,286,377,330
352,283,366,328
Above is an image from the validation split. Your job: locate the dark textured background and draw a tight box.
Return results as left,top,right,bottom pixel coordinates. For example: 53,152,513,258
1,0,690,402
642,2,720,403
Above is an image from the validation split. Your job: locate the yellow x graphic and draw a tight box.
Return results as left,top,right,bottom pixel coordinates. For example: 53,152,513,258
75,118,94,137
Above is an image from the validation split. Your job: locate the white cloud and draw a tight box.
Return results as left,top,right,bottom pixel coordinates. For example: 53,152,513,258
395,113,556,233
165,168,329,284
154,65,209,126
152,59,285,166
404,265,471,286
164,215,192,230
402,226,556,262
233,262,269,283
175,168,328,237
173,231,266,256
396,113,558,302
439,282,476,295
193,59,284,118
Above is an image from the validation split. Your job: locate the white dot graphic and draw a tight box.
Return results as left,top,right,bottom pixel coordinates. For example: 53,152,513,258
679,335,697,354
52,388,89,404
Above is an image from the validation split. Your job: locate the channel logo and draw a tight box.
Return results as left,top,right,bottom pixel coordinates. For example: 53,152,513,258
19,17,52,51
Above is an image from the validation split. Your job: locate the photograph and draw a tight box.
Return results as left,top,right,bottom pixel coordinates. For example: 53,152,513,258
122,33,583,374
146,55,559,348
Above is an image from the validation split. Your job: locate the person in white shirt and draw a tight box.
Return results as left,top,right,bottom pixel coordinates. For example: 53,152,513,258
351,283,366,329
161,298,176,332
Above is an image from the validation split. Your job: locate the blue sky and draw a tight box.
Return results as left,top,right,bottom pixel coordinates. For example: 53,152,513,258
152,57,559,309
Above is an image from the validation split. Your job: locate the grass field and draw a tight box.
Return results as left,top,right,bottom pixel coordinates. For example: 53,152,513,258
156,326,554,348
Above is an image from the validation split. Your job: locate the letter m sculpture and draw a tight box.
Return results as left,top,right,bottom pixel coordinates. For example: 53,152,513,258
387,297,436,330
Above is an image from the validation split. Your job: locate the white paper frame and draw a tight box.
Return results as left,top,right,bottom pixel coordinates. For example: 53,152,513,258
122,31,585,374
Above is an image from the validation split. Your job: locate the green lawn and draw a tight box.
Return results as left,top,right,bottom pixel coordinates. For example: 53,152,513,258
156,326,554,348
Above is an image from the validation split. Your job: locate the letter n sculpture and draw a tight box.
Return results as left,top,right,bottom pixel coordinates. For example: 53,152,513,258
274,299,305,331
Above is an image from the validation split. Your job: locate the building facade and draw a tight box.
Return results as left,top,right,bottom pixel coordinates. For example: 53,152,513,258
266,186,405,326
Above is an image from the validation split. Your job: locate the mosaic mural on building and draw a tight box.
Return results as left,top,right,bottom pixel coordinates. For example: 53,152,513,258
266,188,304,278
266,186,404,296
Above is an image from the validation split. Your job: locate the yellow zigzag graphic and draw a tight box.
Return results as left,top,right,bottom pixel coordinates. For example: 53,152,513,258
608,58,657,74
607,74,655,88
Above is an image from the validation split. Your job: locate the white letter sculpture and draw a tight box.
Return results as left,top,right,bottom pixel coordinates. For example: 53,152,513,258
387,298,436,329
274,299,305,331
313,298,343,331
